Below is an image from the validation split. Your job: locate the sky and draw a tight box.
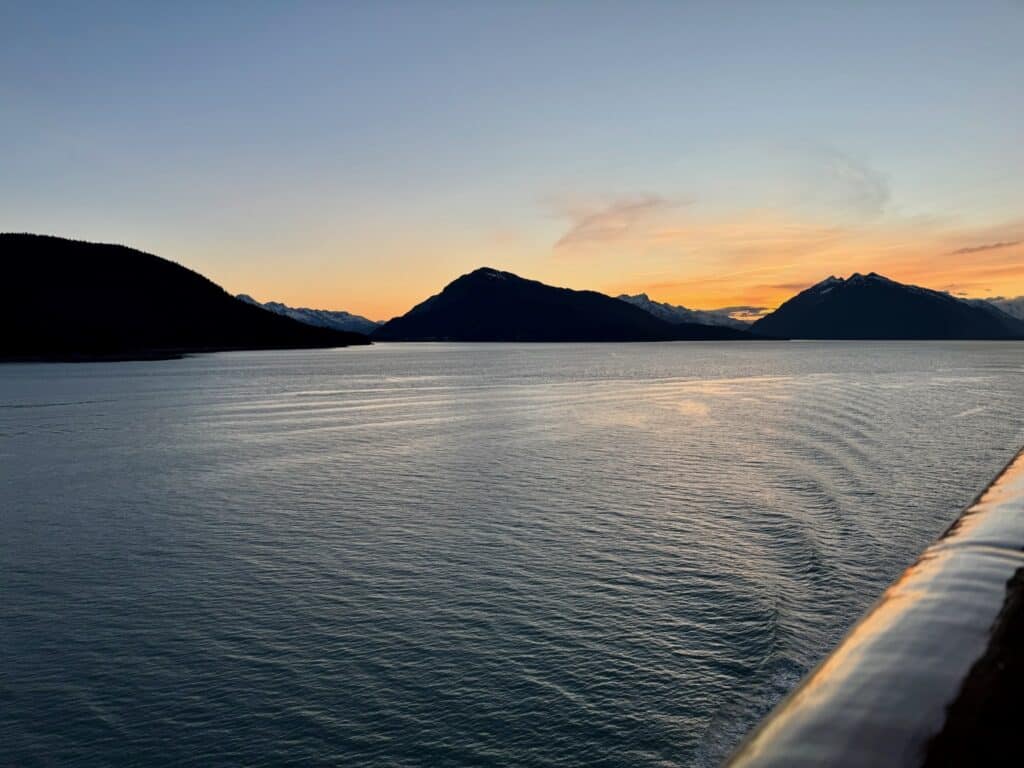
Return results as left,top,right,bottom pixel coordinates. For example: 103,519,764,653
2,1,1022,320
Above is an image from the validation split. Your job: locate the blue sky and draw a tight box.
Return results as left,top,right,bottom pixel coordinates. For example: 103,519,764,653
2,2,1021,317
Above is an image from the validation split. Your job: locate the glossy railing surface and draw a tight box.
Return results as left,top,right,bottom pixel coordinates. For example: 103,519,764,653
727,449,1024,767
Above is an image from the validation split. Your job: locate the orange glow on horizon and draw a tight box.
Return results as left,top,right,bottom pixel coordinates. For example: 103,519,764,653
602,211,1024,315
201,210,1024,320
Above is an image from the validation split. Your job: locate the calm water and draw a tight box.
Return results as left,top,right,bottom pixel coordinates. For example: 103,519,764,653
3,342,1023,767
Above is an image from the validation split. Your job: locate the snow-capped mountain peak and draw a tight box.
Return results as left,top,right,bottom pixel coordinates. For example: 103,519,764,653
236,295,381,335
616,294,751,330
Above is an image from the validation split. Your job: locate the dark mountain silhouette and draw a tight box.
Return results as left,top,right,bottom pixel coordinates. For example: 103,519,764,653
752,272,1024,340
1,234,370,361
372,267,755,341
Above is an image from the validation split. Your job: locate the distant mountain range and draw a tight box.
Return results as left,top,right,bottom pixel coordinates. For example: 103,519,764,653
616,293,751,330
986,296,1024,322
6,232,1024,361
236,295,381,335
372,267,755,341
1,234,370,361
236,275,1024,343
752,272,1024,340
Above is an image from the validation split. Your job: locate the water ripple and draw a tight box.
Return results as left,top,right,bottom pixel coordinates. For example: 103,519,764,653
2,341,1022,766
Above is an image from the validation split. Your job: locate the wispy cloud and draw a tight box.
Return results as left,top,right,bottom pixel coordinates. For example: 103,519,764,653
710,304,770,315
710,304,772,321
949,240,1020,255
554,195,680,249
546,168,1024,317
785,145,891,221
942,283,992,296
824,150,890,219
765,281,815,292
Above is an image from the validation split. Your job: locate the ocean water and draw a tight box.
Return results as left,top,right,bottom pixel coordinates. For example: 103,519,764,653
3,341,1023,767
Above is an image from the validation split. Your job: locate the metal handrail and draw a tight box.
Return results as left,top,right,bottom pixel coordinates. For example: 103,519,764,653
726,449,1024,767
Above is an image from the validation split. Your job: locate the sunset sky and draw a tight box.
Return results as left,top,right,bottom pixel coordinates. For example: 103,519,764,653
2,2,1022,320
